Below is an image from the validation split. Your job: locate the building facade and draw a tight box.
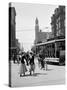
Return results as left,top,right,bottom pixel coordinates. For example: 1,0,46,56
43,5,66,58
35,6,65,59
51,6,65,38
9,3,16,56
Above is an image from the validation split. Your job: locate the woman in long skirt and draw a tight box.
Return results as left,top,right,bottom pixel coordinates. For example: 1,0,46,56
20,54,27,77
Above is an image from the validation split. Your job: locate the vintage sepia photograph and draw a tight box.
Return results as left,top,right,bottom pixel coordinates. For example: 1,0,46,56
9,2,65,87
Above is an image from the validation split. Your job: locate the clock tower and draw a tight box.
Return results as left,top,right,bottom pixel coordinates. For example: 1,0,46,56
35,17,39,44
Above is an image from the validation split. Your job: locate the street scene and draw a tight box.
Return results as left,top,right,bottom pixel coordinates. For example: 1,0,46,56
11,58,65,87
9,3,65,87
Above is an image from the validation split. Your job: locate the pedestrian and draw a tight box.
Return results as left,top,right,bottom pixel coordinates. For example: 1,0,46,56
45,59,48,71
13,53,17,64
38,54,41,68
19,53,27,77
25,52,29,66
17,54,20,64
39,53,45,69
29,52,35,75
41,58,44,69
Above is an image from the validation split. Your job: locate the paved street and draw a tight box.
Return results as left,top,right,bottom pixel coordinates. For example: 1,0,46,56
11,58,65,87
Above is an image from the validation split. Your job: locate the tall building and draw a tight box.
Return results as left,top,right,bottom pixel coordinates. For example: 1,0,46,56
51,6,65,38
16,39,21,53
35,17,51,44
35,17,39,44
9,3,16,56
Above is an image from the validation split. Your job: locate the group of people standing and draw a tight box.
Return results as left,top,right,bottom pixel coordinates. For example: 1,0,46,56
19,52,35,77
12,51,48,77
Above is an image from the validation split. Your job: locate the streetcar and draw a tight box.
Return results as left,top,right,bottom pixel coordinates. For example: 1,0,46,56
35,36,65,65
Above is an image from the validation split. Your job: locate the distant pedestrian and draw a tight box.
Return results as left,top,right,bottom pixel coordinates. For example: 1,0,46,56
13,53,17,63
39,53,45,69
20,53,27,77
17,54,20,64
45,60,48,71
38,54,41,68
29,52,35,75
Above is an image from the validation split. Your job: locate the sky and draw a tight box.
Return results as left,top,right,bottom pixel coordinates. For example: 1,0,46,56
12,3,58,51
